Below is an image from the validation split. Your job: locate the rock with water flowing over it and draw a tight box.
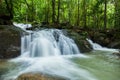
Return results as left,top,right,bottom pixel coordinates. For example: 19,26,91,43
0,25,21,59
66,30,93,53
88,30,120,49
113,52,120,59
17,73,67,80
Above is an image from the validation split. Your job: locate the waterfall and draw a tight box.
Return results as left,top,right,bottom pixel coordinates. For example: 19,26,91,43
21,29,80,57
87,38,118,52
13,22,32,30
2,23,97,80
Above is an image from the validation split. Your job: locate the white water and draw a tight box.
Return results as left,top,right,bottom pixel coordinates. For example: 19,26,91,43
21,29,81,57
13,22,32,30
2,24,97,80
87,38,118,52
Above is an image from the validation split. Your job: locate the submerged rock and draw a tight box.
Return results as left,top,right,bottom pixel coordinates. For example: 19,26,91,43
0,25,22,59
17,73,67,80
113,52,120,59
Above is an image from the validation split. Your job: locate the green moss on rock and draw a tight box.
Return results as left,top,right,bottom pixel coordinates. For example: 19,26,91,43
66,29,92,53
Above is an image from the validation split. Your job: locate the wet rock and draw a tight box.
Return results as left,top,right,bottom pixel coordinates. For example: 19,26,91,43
88,30,120,49
108,41,120,49
0,25,22,59
67,30,92,53
113,52,120,59
17,73,67,80
90,32,108,46
53,30,60,42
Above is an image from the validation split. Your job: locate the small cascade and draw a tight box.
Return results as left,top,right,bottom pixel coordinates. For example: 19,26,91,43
21,29,80,57
13,22,32,30
21,34,32,56
87,38,118,52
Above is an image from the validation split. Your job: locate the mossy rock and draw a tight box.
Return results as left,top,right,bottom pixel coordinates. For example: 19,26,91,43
0,25,22,59
66,30,92,53
108,41,120,49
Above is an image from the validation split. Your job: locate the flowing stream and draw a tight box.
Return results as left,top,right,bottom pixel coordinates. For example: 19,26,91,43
86,39,118,52
0,23,120,80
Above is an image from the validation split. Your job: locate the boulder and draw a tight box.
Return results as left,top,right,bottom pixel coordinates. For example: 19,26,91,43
108,41,120,49
89,32,108,46
113,52,120,59
17,73,67,80
66,30,93,53
88,30,120,49
0,25,22,59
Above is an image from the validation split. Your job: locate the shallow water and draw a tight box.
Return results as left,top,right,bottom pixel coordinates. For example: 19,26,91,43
0,50,120,80
72,50,120,80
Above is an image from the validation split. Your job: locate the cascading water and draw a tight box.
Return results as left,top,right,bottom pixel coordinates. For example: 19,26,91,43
87,38,118,52
21,29,80,57
2,23,97,80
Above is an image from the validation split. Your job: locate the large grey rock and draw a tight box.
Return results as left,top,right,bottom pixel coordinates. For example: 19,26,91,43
0,25,21,59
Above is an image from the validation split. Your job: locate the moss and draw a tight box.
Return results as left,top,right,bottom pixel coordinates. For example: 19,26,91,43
0,25,23,59
66,29,92,53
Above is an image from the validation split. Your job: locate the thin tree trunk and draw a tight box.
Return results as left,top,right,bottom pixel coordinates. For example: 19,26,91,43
44,0,49,24
68,0,71,23
114,0,120,28
77,0,80,26
104,0,107,30
52,0,56,23
83,0,86,28
57,0,60,23
31,0,34,21
5,0,13,19
24,0,30,10
45,1,48,23
0,0,2,4
114,0,117,27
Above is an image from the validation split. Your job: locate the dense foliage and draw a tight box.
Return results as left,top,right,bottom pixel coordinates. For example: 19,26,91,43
0,0,120,29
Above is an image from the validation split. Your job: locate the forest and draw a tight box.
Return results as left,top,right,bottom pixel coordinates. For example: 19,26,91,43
0,0,120,80
0,0,120,30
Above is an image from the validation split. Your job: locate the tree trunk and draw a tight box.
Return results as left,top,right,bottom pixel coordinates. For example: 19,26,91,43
114,0,120,29
0,0,13,25
5,0,13,19
83,0,86,28
45,0,49,24
31,0,34,21
77,0,80,26
0,0,2,4
104,0,107,30
52,0,56,23
57,0,60,23
68,0,71,24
